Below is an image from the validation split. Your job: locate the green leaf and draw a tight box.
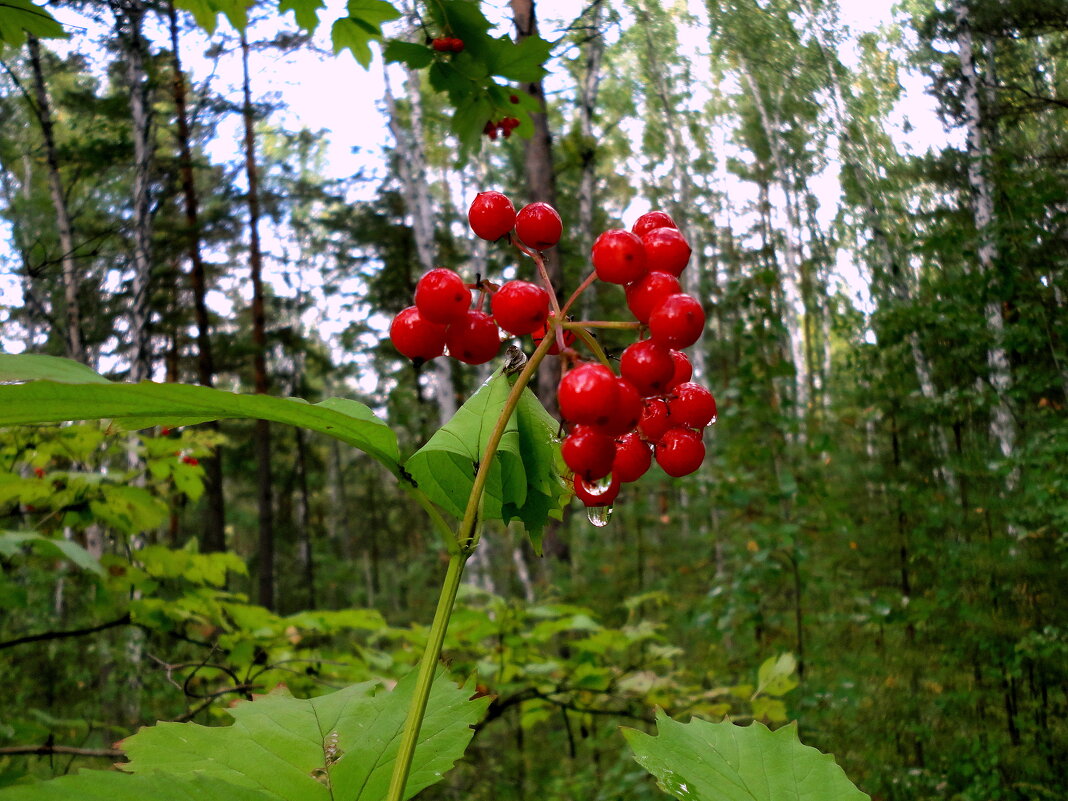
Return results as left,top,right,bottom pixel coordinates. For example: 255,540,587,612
0,672,487,801
755,653,799,698
0,354,110,384
405,372,525,521
0,0,65,45
482,34,551,83
330,0,400,67
173,0,248,33
278,0,323,30
623,711,869,801
0,356,401,475
383,39,434,69
0,531,104,577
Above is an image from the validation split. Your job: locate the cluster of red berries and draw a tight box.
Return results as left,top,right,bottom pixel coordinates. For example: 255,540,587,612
388,194,563,366
430,37,464,53
483,117,521,140
388,190,716,519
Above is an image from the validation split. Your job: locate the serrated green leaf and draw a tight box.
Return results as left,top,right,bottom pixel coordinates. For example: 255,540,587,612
0,531,105,576
121,670,488,800
278,0,324,30
0,771,281,801
755,653,799,698
173,0,247,33
482,34,551,83
0,0,65,45
330,0,400,66
0,356,401,475
383,39,434,69
623,712,869,801
405,372,525,521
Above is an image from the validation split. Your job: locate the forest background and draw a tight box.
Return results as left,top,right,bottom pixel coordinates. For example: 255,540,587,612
0,0,1065,799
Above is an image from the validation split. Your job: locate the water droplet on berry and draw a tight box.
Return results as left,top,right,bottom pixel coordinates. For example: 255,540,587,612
587,504,613,527
585,474,615,497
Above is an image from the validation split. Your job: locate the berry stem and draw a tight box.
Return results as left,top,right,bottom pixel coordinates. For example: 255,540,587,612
565,324,613,371
560,269,598,316
568,320,643,331
509,233,565,351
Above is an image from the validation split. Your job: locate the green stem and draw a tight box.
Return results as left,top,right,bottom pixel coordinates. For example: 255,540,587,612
566,325,613,371
560,269,597,316
383,550,468,801
385,335,556,801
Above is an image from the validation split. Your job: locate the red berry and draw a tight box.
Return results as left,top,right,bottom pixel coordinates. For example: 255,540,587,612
562,425,616,481
593,377,642,438
182,456,200,466
492,280,551,336
532,312,575,355
449,37,465,52
649,293,705,349
632,211,677,238
667,382,717,428
515,202,562,250
484,122,499,141
558,363,618,426
500,116,521,130
620,338,675,397
638,398,672,442
160,426,173,436
655,427,705,477
446,310,500,364
33,467,45,478
415,268,471,324
573,473,620,506
468,191,516,240
641,227,691,276
592,229,647,285
390,306,447,362
431,37,450,52
613,432,652,483
625,271,681,324
509,94,520,104
667,349,692,390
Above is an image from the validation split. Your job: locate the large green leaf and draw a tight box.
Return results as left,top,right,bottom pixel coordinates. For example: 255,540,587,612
331,0,400,67
404,372,526,522
0,671,489,801
0,531,104,576
0,0,65,45
0,355,400,474
623,712,869,801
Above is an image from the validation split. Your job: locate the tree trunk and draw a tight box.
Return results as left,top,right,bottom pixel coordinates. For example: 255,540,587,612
25,35,83,363
113,0,155,382
575,1,606,319
167,1,226,551
240,30,275,610
953,0,1016,473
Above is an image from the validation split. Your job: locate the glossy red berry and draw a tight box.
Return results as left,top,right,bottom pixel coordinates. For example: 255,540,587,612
558,363,618,425
468,191,516,241
632,211,677,238
638,398,672,442
562,425,616,481
620,338,675,397
515,202,562,250
667,382,717,428
655,427,705,477
182,455,200,466
431,37,451,52
492,280,550,336
446,310,500,364
593,377,642,438
592,229,647,285
649,293,705,349
390,306,447,362
625,271,681,324
573,473,620,506
449,37,465,52
415,268,471,324
667,349,692,390
613,432,652,483
641,227,691,276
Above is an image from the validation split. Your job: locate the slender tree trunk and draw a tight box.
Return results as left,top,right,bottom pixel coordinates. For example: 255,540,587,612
575,1,605,319
295,427,314,609
240,31,275,610
26,35,83,363
954,0,1015,473
113,0,155,382
167,1,226,551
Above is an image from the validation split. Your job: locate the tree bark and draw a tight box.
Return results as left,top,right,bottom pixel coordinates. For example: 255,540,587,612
241,30,275,610
167,1,226,551
25,35,83,363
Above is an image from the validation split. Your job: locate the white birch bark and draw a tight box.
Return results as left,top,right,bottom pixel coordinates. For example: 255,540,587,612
954,0,1016,472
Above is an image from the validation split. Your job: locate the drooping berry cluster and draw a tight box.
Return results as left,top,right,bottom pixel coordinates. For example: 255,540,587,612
483,116,521,140
430,37,464,53
387,191,716,521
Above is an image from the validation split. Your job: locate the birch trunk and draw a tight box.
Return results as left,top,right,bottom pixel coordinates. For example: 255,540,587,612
954,0,1016,472
26,36,83,363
